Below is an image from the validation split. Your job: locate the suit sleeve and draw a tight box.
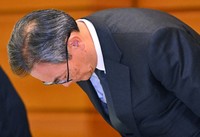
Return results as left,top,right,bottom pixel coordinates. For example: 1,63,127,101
148,27,200,117
0,67,32,137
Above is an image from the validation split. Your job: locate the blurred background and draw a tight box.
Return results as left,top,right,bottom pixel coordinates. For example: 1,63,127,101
0,0,199,137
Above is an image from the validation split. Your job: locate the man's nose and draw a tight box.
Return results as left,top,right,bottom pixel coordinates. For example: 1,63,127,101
62,81,72,87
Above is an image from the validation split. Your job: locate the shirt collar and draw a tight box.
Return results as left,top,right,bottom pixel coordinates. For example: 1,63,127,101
76,19,105,72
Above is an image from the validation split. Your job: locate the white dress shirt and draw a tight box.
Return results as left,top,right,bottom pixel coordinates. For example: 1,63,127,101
76,19,107,103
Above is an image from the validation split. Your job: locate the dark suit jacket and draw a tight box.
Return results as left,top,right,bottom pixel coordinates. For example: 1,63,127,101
0,67,31,137
78,8,200,137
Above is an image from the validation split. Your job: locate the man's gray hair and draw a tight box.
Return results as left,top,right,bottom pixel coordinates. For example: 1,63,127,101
7,9,79,76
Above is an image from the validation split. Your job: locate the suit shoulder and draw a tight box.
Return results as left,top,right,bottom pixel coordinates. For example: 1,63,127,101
85,8,189,34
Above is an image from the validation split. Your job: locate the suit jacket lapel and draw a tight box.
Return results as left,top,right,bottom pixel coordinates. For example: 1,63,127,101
84,16,135,128
105,60,135,126
77,81,110,122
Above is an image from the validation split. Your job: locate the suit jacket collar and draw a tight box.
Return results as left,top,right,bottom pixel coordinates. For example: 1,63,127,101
79,16,135,129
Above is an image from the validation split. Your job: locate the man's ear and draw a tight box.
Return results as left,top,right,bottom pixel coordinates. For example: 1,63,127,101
67,34,84,50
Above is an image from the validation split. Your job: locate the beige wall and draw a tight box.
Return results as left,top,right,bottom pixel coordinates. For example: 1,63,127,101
0,0,199,136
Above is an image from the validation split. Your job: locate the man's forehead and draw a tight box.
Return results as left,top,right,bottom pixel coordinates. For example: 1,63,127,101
31,62,65,81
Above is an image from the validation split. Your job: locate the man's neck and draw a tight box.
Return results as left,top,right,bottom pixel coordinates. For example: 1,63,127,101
76,21,98,72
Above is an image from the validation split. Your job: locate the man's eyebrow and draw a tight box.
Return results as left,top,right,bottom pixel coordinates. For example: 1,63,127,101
42,69,66,83
51,70,66,83
42,75,62,83
52,77,60,83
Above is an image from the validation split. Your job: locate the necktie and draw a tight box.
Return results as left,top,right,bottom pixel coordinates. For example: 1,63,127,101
95,69,132,135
